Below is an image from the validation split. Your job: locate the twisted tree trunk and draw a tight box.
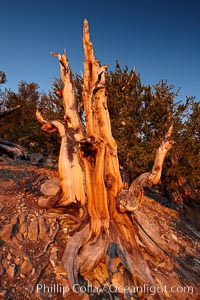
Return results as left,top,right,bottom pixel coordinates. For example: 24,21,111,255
36,20,197,300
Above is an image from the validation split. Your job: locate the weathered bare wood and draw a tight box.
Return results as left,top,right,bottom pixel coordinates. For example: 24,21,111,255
36,110,86,208
51,50,83,132
150,124,174,185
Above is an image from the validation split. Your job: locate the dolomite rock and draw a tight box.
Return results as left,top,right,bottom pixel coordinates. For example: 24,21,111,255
27,219,38,241
21,259,33,275
40,178,60,196
38,216,49,239
0,224,13,242
7,264,16,278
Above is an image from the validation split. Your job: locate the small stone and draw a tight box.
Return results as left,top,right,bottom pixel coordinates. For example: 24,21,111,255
0,290,6,297
27,219,38,241
7,264,16,278
45,158,54,167
0,202,4,212
158,261,166,268
14,257,21,265
10,215,19,225
171,233,178,241
0,265,5,276
19,213,28,236
0,224,13,242
16,232,23,241
51,246,58,254
50,252,57,267
40,178,60,196
38,217,49,239
21,260,33,275
63,228,68,234
23,251,30,260
50,226,54,234
54,264,66,275
31,267,36,276
7,253,12,260
9,236,21,248
38,196,49,208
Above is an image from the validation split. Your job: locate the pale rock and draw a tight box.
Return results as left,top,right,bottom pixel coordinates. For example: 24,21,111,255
50,246,58,254
0,224,13,242
15,232,23,241
38,216,49,239
50,252,57,267
0,265,5,276
21,260,33,275
7,264,16,278
23,251,30,260
27,219,38,241
0,290,6,297
19,213,28,237
38,196,50,208
10,215,19,225
14,256,21,265
0,202,4,212
7,253,12,260
40,178,60,196
171,233,178,241
54,264,66,275
31,267,36,276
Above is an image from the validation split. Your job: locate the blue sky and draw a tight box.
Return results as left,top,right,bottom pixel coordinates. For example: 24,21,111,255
0,0,200,101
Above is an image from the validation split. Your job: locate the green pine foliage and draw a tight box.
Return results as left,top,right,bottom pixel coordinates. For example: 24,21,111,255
0,81,59,156
105,62,199,205
0,71,6,85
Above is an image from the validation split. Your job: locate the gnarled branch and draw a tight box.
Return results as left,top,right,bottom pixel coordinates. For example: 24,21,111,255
117,125,174,212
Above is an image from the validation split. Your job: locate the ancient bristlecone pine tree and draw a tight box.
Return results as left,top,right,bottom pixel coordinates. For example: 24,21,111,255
36,20,174,298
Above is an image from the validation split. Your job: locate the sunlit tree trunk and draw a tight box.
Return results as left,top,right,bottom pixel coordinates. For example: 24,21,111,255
36,20,176,299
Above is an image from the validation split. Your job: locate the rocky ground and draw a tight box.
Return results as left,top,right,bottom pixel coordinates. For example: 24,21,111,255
0,157,200,300
0,158,71,300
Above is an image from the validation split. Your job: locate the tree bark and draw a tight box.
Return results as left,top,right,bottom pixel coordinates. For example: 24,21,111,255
36,20,195,299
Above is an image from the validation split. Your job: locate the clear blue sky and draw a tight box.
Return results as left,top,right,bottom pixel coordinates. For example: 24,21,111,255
0,0,199,101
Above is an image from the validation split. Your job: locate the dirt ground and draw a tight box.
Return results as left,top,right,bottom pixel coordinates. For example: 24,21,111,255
0,158,200,300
